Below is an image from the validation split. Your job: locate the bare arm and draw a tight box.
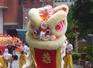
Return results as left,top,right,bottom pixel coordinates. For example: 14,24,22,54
10,61,12,68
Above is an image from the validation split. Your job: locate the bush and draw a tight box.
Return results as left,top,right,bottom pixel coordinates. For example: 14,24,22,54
86,55,90,61
72,46,93,61
72,52,80,60
83,47,87,53
83,46,93,61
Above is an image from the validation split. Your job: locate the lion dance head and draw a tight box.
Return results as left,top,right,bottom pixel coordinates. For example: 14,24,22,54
23,5,69,68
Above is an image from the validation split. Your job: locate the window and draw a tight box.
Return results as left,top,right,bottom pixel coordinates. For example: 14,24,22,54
64,0,70,2
55,0,57,2
64,0,76,2
55,0,64,2
64,0,67,2
24,8,30,11
31,0,35,2
45,0,51,2
39,0,43,2
23,0,28,3
72,0,76,2
58,0,61,2
62,0,64,2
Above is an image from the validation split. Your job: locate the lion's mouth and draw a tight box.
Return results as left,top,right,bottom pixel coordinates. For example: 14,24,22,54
33,31,56,41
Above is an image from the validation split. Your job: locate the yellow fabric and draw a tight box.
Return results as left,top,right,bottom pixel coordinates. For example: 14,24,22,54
30,47,37,67
56,47,61,68
0,63,2,67
64,54,73,68
19,53,26,68
0,56,7,68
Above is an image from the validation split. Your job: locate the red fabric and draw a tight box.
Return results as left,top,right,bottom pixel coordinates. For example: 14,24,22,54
0,45,5,55
34,48,57,68
65,53,72,56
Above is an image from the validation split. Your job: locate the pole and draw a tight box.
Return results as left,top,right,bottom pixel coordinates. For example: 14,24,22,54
75,31,78,52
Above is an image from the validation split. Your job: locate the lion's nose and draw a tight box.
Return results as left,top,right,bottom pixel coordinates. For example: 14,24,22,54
39,31,45,40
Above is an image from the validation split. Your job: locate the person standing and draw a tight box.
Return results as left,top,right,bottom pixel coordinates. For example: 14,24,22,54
64,39,73,68
19,41,29,68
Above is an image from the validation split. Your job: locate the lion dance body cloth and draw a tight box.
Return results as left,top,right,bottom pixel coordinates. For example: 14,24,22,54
23,5,69,68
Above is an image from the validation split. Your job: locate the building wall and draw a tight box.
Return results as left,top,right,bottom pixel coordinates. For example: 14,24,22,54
53,0,75,7
1,0,53,33
54,2,74,7
2,0,20,34
21,0,53,8
0,0,7,6
3,0,19,23
0,9,3,33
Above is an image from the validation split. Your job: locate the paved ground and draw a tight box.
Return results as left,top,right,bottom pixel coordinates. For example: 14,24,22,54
4,49,83,68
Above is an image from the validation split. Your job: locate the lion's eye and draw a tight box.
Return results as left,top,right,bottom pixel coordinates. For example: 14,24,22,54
45,29,51,35
55,21,64,32
34,30,39,35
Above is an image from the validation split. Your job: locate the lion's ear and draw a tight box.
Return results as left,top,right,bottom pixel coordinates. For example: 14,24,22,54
53,5,69,14
28,8,42,30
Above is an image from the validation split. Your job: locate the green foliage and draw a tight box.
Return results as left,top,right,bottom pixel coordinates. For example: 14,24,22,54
66,6,80,39
66,8,76,39
72,46,93,61
83,46,93,61
86,55,93,61
72,52,81,60
83,47,87,53
86,55,91,61
84,46,93,56
66,32,73,39
71,0,93,39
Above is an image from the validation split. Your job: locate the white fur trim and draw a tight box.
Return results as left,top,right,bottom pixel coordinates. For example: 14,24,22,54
27,21,35,34
26,31,66,50
22,54,34,68
38,7,44,14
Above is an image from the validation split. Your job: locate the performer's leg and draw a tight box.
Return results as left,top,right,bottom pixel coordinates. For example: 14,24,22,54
19,59,23,68
0,56,7,68
64,56,69,68
19,54,24,68
23,53,26,64
68,54,73,68
19,53,26,68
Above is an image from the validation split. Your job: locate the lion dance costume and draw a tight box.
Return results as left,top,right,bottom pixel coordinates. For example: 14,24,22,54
23,5,69,68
